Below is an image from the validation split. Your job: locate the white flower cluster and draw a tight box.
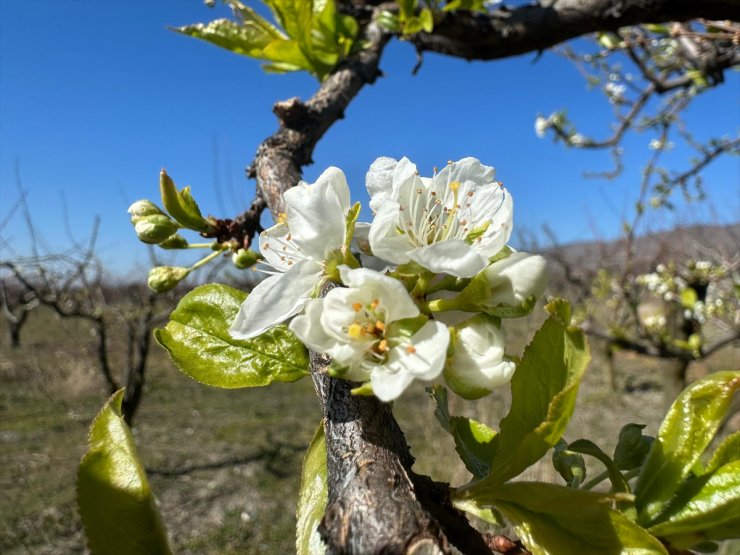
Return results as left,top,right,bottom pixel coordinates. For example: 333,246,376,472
230,157,547,402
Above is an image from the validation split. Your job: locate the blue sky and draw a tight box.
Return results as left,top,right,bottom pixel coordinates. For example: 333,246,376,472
1,0,738,277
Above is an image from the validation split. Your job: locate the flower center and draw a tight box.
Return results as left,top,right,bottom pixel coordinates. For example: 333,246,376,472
345,297,389,357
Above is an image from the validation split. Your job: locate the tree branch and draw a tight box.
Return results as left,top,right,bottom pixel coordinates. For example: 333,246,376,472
411,0,740,61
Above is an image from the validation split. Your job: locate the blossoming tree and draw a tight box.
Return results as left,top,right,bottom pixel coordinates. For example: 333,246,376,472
77,1,739,554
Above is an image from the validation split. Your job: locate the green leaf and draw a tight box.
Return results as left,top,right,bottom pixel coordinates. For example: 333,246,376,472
159,171,213,233
175,18,277,58
296,424,327,555
154,284,309,388
78,390,172,555
568,439,630,494
418,8,433,32
475,300,590,488
431,385,497,479
552,439,586,488
634,371,740,526
443,0,486,12
460,482,667,555
613,424,654,471
680,287,698,309
705,431,740,474
648,460,740,548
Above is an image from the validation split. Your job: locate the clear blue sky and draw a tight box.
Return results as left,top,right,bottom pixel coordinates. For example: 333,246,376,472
1,0,738,277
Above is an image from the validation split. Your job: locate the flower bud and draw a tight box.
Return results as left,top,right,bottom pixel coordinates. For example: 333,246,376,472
232,248,260,269
128,199,165,224
158,234,189,250
147,266,190,293
481,252,547,308
444,315,515,399
134,214,180,244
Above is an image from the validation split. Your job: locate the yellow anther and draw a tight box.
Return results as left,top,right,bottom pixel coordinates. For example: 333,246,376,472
348,323,363,339
375,321,385,332
277,212,288,224
352,302,362,312
364,323,377,335
449,181,461,192
370,299,380,310
377,339,388,352
406,345,417,354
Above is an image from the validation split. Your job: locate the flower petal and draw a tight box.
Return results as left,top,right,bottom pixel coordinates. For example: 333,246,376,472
371,320,449,401
338,266,419,322
259,222,304,271
230,259,322,339
284,167,349,260
366,157,398,212
367,202,413,265
407,239,487,278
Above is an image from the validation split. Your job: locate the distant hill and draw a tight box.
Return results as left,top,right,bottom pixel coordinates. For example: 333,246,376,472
541,223,739,294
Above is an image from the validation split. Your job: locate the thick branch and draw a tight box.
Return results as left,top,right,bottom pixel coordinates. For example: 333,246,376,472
248,22,389,219
411,0,740,61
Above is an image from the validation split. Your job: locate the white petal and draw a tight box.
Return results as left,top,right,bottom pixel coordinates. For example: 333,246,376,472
289,299,334,352
259,222,304,271
474,190,513,258
371,320,449,401
284,167,349,260
406,239,487,278
366,157,398,212
338,266,419,322
368,202,413,265
230,259,322,339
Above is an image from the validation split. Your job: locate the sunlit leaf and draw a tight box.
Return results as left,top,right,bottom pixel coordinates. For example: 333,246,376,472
648,460,740,549
296,424,327,555
154,284,309,388
78,390,172,555
459,482,667,555
634,371,740,525
479,299,590,487
431,385,497,479
705,431,740,474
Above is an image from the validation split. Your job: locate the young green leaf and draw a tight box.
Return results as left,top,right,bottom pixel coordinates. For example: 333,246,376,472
473,299,590,488
634,371,740,525
552,439,586,488
154,284,309,388
159,170,214,233
431,385,497,479
613,424,654,471
296,424,328,555
461,482,667,555
705,431,740,474
648,460,740,549
568,439,630,494
78,390,172,555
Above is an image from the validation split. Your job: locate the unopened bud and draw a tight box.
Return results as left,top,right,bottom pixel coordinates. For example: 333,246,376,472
128,199,165,224
147,266,190,293
232,248,260,269
158,234,189,250
134,215,180,244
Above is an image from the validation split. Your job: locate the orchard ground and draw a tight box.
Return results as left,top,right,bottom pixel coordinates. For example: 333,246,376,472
1,297,738,554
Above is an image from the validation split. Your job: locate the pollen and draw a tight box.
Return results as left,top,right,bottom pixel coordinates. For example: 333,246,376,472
377,339,389,352
375,321,385,331
352,302,362,312
277,212,288,224
370,299,380,310
406,345,416,354
348,323,363,339
449,181,461,192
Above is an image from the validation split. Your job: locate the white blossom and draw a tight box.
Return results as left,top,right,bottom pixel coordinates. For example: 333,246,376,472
445,315,515,399
479,252,548,308
289,267,449,402
535,116,550,138
230,167,351,339
366,157,513,278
